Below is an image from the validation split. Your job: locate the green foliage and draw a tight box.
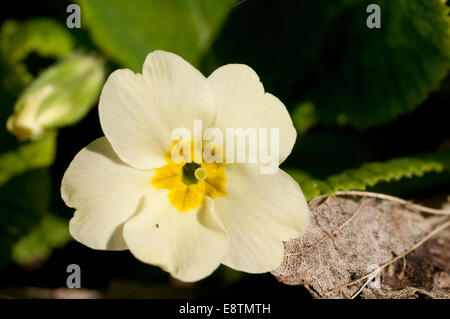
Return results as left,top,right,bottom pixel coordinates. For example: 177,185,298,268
312,0,450,129
288,150,450,201
78,0,236,71
292,102,317,135
12,213,71,266
27,54,104,129
8,54,105,141
0,18,74,62
0,132,56,186
0,51,31,97
0,18,74,147
286,131,375,179
0,169,51,269
212,0,450,129
0,52,31,148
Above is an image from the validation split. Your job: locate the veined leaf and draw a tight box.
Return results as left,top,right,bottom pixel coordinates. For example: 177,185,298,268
312,0,450,129
272,195,449,298
78,0,236,71
284,169,331,201
288,150,450,201
212,0,450,129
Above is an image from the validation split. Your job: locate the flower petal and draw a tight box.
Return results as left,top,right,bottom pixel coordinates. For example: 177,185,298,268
208,64,297,164
61,137,154,250
123,193,228,282
214,164,309,273
99,50,215,169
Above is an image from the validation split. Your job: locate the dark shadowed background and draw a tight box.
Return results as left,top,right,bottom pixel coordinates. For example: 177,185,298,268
0,0,449,298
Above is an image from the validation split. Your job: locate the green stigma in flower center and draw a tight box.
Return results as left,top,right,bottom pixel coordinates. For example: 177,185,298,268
182,162,201,184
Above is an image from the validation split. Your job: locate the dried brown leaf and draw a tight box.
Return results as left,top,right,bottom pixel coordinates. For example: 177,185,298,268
361,229,450,299
272,195,450,299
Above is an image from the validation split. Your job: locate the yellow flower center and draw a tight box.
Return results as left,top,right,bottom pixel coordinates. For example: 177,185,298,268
151,142,226,212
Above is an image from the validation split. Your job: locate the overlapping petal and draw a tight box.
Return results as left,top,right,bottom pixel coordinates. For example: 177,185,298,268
61,137,154,250
63,50,310,281
123,194,229,282
208,64,297,164
214,164,309,273
99,50,216,170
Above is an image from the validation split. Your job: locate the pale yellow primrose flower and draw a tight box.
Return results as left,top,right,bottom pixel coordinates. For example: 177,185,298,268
61,50,309,282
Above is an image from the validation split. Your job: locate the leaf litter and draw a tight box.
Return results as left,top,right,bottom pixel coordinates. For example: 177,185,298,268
272,192,450,299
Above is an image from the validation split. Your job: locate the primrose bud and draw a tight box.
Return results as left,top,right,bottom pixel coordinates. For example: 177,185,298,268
7,53,105,141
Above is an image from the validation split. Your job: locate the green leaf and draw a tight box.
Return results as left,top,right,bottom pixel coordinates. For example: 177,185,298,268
211,0,450,129
7,54,105,141
292,101,317,135
0,51,31,98
0,18,74,62
12,213,71,266
0,52,32,148
0,132,56,187
209,0,338,97
0,169,51,269
78,0,236,71
288,150,450,201
284,168,331,201
285,131,375,179
312,0,450,129
0,18,73,147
